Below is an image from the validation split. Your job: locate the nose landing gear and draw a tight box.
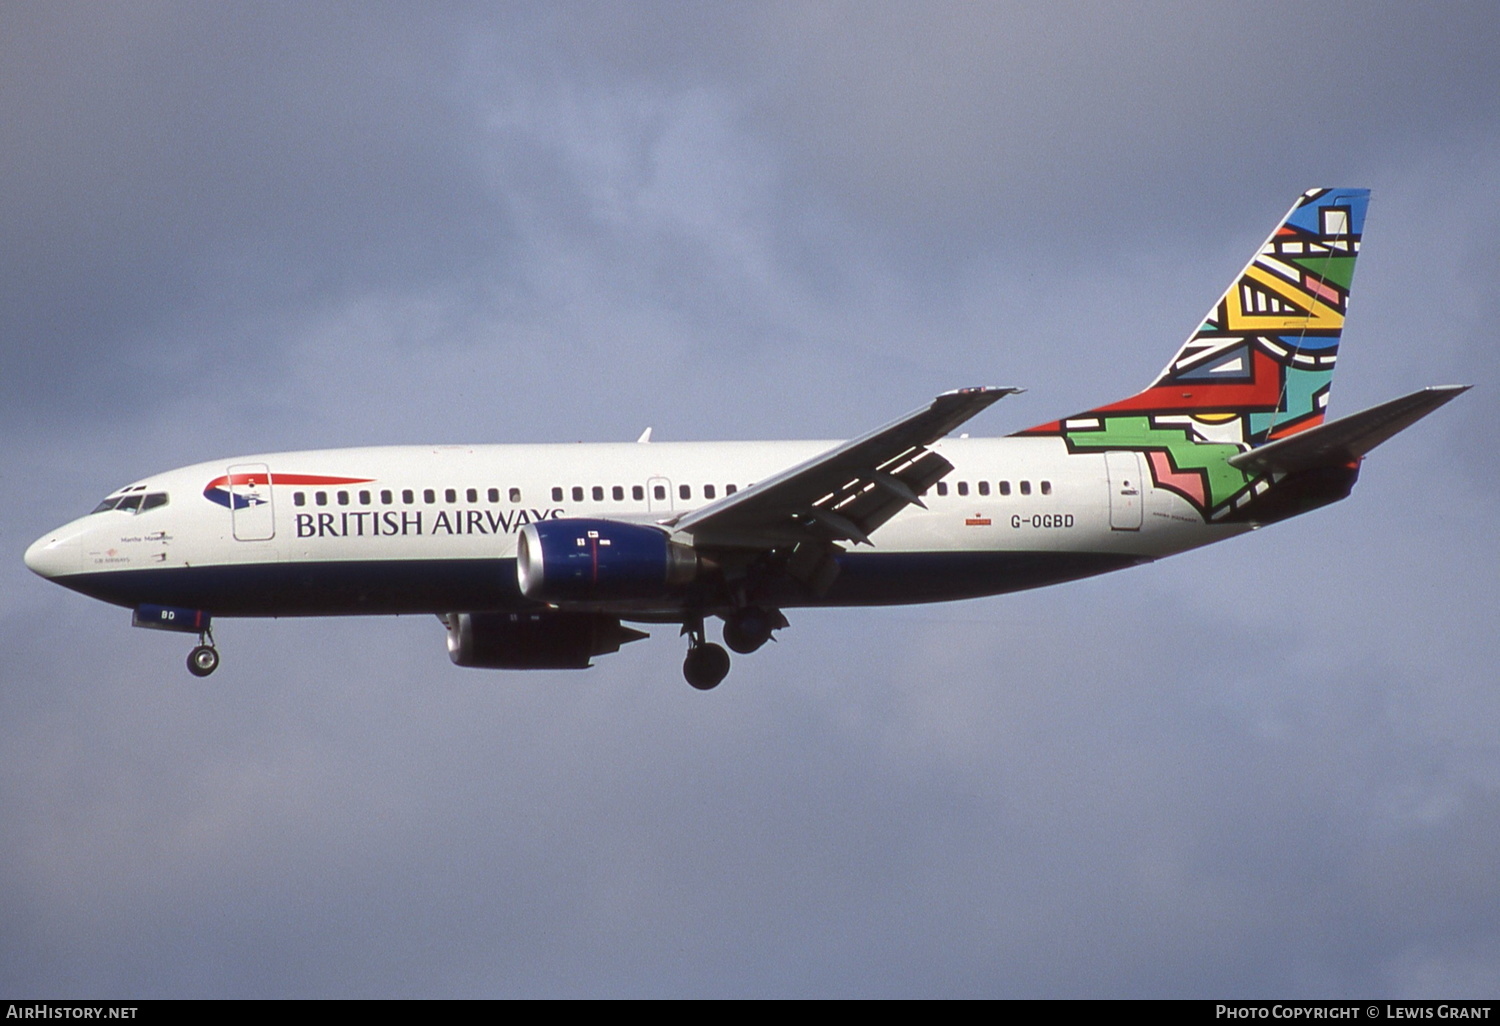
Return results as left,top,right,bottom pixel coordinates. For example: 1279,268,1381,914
130,606,220,678
187,628,219,677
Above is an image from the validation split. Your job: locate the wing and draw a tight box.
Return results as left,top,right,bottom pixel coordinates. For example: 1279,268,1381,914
668,386,1020,549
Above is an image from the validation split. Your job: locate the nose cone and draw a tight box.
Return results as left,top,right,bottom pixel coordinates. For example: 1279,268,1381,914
24,529,80,579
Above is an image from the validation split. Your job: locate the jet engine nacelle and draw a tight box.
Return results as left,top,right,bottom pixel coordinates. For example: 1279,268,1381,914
444,611,648,669
516,518,698,604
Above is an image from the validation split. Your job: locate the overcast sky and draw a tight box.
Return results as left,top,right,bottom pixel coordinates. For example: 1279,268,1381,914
3,2,1498,998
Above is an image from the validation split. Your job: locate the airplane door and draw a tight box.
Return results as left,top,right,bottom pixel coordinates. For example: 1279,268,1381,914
647,476,673,513
228,463,275,541
1105,451,1143,531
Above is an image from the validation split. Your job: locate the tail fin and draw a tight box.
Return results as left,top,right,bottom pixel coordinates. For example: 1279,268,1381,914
1017,188,1370,520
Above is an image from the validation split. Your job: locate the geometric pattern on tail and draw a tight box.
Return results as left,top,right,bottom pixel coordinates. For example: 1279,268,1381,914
1014,188,1369,522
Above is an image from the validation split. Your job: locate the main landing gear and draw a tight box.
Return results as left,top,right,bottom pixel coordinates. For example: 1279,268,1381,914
682,618,730,691
680,608,786,690
721,606,784,655
187,628,219,677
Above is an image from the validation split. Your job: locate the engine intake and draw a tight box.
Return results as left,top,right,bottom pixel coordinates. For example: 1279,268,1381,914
516,518,697,604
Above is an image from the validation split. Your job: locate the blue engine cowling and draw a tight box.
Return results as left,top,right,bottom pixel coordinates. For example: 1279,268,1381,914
516,518,698,604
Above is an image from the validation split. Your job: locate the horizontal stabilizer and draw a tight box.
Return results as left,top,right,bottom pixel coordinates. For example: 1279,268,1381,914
1228,385,1470,474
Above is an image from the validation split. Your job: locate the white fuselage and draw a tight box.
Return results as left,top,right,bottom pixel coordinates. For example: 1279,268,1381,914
25,436,1243,620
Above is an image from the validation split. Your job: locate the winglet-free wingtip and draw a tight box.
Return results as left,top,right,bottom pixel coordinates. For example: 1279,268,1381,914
941,385,1024,397
929,386,1024,436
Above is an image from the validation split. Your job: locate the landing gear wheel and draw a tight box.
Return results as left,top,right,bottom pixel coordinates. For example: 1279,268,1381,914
187,645,219,677
723,608,776,654
683,642,730,691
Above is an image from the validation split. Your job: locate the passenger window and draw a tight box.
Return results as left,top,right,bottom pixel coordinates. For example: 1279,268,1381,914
957,481,969,497
978,481,990,496
726,484,737,495
381,490,392,505
704,484,717,499
1020,481,1032,496
487,488,499,503
572,486,584,502
592,486,604,501
632,485,644,501
294,492,306,507
653,485,666,501
445,488,457,503
552,487,563,502
337,491,349,506
679,484,692,500
424,489,436,504
402,489,414,504
359,490,371,504
510,488,522,503
466,488,478,503
1041,481,1052,495
999,481,1011,496
936,482,948,497
316,492,328,506
612,485,624,501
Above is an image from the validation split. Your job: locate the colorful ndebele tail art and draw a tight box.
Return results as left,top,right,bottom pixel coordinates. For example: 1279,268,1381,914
1015,187,1370,523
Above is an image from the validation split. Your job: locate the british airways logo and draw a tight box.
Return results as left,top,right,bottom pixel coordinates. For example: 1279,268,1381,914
202,470,563,537
202,472,373,510
295,506,563,538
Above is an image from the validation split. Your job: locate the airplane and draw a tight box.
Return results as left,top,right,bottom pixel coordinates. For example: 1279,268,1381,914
25,188,1468,690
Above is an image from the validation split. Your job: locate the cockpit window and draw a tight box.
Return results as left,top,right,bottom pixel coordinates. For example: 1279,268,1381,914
89,492,169,515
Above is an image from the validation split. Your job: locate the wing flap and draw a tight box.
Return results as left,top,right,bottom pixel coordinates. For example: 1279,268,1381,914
673,386,1019,548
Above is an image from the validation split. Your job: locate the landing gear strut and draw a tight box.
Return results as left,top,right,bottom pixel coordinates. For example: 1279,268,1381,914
682,617,730,690
187,628,219,677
